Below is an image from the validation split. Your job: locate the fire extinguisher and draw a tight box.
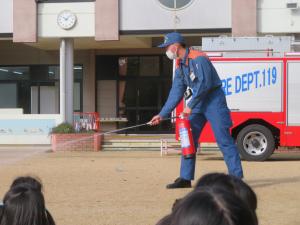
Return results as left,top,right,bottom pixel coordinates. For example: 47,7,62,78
177,115,196,159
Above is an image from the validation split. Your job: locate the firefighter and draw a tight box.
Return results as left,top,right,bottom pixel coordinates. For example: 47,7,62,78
150,32,244,189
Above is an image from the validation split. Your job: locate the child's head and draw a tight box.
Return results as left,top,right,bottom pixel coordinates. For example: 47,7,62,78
0,176,55,225
0,186,53,225
156,215,172,225
195,173,257,211
170,187,258,225
10,176,43,192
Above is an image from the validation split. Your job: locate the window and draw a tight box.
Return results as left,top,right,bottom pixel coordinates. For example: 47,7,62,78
0,83,17,108
0,65,83,114
157,0,194,10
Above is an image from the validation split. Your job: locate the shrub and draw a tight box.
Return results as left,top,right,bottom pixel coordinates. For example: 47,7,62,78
50,123,96,134
50,123,75,134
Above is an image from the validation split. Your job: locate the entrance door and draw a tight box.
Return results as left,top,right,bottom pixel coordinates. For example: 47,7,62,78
121,56,173,133
96,55,173,133
123,78,172,133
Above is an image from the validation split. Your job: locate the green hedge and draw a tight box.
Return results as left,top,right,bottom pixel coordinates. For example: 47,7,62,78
50,123,96,134
50,123,75,134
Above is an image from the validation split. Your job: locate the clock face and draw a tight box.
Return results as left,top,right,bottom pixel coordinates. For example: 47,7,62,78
57,10,77,30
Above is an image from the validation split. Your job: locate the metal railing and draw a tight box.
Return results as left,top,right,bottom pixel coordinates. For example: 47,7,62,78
73,112,100,132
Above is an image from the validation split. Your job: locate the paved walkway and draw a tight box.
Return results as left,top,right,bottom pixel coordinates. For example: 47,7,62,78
0,145,51,167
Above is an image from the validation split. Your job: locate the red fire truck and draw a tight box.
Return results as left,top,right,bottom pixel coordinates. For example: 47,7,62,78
175,53,300,161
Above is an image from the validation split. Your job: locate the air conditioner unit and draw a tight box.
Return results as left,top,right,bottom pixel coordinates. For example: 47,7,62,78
287,0,298,9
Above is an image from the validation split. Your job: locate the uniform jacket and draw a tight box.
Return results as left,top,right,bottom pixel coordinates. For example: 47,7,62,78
159,48,222,118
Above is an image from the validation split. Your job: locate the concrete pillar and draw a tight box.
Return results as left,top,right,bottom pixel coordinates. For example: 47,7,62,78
232,0,257,36
60,38,74,124
95,0,119,41
60,40,66,122
13,0,37,43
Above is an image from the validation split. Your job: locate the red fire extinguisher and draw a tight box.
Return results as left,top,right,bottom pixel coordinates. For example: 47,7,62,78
177,115,196,159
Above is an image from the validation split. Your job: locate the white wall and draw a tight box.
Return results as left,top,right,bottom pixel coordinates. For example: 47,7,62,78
0,0,13,34
258,0,300,33
37,0,231,38
0,113,62,144
120,0,231,31
38,2,95,37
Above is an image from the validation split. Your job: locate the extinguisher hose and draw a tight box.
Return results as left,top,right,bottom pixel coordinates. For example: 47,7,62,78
54,116,180,149
100,116,179,135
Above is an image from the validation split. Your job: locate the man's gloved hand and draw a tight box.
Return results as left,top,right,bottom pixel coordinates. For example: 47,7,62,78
182,107,192,116
149,115,163,126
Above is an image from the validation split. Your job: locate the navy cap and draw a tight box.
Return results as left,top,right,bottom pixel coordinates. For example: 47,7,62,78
158,32,185,48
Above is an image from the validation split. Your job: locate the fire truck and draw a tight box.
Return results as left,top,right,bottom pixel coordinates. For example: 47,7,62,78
175,37,300,161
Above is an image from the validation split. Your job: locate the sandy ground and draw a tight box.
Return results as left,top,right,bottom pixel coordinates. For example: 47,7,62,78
0,149,300,225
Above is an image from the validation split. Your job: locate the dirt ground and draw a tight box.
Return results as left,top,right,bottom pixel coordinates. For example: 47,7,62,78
0,149,300,225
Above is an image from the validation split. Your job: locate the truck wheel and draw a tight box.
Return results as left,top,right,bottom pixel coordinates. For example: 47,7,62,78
236,124,275,161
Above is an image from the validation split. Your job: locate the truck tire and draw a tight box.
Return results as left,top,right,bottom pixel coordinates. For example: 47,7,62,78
236,124,275,161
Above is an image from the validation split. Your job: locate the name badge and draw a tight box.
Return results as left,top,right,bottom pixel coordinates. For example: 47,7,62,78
190,72,196,81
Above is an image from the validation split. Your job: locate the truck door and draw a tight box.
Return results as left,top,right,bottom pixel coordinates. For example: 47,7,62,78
286,60,300,146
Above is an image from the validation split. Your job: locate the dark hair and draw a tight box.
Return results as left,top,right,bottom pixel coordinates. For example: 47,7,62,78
170,188,258,225
0,186,55,225
156,215,172,225
10,176,43,192
9,176,56,224
194,173,257,211
0,204,3,222
179,43,186,48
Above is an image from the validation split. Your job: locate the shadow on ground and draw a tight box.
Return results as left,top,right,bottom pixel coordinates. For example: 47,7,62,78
247,176,300,188
202,152,300,162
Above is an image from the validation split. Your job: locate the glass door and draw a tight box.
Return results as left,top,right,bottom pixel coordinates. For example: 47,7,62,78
96,55,174,133
119,56,173,133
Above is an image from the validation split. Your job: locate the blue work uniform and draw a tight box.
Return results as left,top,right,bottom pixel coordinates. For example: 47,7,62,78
159,48,243,179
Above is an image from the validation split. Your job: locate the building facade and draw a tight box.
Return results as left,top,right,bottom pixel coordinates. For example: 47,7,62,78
0,0,295,144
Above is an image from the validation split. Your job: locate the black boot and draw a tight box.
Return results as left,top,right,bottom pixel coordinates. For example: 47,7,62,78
166,178,191,189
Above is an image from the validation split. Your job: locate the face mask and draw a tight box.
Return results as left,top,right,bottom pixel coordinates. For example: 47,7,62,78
166,48,177,60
